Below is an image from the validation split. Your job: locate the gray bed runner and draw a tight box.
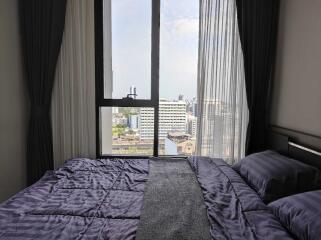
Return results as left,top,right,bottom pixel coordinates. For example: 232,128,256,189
136,158,212,240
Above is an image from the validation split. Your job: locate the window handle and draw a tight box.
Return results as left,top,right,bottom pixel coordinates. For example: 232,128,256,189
123,93,137,100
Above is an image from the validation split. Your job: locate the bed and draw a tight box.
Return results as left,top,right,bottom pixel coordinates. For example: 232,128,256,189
0,128,320,240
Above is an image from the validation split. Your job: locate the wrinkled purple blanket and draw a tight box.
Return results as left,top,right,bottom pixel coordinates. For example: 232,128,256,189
0,158,149,240
1,157,294,240
188,156,295,240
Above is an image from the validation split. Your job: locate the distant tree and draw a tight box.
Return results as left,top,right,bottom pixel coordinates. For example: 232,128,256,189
119,107,138,118
112,124,126,137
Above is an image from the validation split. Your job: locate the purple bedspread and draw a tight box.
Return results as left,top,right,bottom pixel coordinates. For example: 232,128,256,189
188,156,295,240
0,158,149,240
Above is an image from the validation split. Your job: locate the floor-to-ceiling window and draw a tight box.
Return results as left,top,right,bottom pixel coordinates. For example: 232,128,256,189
95,0,199,157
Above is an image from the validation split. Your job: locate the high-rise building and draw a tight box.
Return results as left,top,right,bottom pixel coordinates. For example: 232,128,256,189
191,98,198,117
128,114,139,129
140,99,187,140
198,100,234,159
186,114,197,138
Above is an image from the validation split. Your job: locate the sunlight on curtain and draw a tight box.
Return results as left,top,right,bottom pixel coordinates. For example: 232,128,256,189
196,0,249,164
51,0,96,168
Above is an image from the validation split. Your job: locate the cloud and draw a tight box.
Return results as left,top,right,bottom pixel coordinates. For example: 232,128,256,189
172,18,199,37
110,0,199,100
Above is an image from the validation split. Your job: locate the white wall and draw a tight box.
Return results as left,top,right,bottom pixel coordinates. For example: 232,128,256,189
271,0,321,136
0,0,27,202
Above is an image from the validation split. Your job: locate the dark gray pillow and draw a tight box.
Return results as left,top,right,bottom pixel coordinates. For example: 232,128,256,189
269,190,321,240
232,150,321,203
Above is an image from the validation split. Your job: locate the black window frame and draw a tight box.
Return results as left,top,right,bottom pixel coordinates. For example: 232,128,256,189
95,0,160,158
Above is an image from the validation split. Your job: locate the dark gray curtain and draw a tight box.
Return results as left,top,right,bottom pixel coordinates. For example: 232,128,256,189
236,0,280,155
20,0,67,185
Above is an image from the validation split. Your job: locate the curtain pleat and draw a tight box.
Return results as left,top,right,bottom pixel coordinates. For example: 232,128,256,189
51,0,96,168
197,0,248,164
20,0,67,185
236,0,280,154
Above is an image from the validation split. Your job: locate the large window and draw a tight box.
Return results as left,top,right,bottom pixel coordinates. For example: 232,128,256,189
95,0,199,157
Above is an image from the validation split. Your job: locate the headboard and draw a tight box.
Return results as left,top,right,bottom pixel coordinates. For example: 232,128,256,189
268,125,321,170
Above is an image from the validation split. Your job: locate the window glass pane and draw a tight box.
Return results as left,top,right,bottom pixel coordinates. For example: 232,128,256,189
103,0,151,99
159,0,199,155
101,107,154,155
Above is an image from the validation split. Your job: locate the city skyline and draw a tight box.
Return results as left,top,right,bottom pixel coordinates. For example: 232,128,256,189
107,96,198,156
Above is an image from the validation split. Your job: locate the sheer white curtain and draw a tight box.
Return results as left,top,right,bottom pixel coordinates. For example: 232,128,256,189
51,0,96,168
196,0,248,164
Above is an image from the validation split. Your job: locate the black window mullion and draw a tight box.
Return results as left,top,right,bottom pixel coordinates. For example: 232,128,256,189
95,0,104,158
151,0,160,157
98,99,154,108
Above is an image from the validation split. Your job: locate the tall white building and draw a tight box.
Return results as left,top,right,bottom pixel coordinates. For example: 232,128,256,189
140,99,187,140
197,99,236,159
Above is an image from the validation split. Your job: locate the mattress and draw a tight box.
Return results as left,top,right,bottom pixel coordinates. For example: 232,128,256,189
0,157,293,240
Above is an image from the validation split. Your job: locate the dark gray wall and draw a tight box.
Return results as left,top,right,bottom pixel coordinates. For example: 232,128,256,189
0,0,27,202
271,0,321,137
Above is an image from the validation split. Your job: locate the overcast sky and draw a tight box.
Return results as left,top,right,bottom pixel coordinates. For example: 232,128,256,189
110,0,199,101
